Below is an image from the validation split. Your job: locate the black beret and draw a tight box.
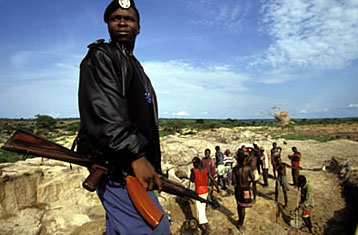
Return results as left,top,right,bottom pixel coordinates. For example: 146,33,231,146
103,0,140,25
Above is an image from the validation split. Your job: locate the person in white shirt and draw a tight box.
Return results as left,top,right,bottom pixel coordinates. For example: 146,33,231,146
260,148,270,187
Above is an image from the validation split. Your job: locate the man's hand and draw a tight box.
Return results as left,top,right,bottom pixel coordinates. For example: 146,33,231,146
131,156,162,192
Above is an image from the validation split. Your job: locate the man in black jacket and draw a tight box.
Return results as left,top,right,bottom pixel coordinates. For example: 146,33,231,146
76,0,169,234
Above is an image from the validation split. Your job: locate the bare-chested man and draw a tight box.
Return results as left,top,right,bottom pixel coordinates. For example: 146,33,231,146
246,148,259,202
271,142,282,179
253,142,263,174
232,149,254,230
274,158,289,208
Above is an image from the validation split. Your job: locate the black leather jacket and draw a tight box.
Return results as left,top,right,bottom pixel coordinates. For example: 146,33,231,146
77,40,162,176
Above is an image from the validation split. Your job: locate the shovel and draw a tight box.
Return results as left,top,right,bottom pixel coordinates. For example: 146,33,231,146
290,208,301,228
290,189,303,228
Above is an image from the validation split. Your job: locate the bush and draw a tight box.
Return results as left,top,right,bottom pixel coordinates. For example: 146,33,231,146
0,149,31,163
64,121,80,132
35,115,56,131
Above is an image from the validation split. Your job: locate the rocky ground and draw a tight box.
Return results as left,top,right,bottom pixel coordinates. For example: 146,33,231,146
0,126,357,235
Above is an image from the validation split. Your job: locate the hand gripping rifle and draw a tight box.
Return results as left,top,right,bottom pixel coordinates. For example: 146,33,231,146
1,129,215,228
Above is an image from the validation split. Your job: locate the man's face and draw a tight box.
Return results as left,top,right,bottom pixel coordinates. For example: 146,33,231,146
205,150,210,157
107,7,140,43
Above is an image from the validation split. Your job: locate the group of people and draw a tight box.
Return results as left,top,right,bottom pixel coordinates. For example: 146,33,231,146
190,143,314,233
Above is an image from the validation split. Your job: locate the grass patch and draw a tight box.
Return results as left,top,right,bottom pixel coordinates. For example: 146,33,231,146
0,149,32,163
278,133,333,142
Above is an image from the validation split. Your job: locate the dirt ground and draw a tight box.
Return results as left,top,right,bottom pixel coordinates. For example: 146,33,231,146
273,123,358,142
1,123,357,235
164,125,358,235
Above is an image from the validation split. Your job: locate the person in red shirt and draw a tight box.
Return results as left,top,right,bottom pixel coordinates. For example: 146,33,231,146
288,147,301,186
190,157,219,234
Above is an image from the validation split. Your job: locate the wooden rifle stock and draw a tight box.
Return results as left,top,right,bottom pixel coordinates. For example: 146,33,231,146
126,176,164,228
1,129,217,227
82,164,108,192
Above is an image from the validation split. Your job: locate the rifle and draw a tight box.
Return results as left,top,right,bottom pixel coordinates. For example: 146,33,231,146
1,129,215,228
281,161,303,170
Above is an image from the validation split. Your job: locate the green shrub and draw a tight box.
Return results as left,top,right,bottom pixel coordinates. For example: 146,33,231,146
35,114,56,131
0,149,30,163
64,121,80,132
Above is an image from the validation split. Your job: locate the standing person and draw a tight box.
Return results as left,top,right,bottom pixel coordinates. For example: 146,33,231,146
241,145,250,158
201,148,216,178
76,1,169,234
288,147,301,186
260,148,270,187
253,142,262,174
201,148,217,202
271,142,282,179
274,158,289,208
232,149,254,230
247,149,259,202
296,175,314,233
190,157,220,235
215,146,226,189
224,149,234,187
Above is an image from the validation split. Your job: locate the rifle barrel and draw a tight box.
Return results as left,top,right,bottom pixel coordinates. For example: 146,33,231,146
1,129,93,167
160,176,215,206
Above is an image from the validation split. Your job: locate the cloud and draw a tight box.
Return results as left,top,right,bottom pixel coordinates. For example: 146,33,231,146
0,47,81,118
255,0,358,70
142,60,254,118
180,0,251,32
258,67,309,84
348,104,358,108
143,60,250,94
172,111,189,116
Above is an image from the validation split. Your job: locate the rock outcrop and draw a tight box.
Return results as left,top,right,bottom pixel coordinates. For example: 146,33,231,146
0,158,104,235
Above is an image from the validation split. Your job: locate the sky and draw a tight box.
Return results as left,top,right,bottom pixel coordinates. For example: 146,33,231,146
0,0,357,120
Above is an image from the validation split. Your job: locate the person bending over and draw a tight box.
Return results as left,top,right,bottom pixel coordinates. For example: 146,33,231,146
296,175,314,233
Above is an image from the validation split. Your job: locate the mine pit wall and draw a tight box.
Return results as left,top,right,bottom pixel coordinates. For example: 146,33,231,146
342,177,358,235
0,173,43,218
328,157,358,235
0,160,104,235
